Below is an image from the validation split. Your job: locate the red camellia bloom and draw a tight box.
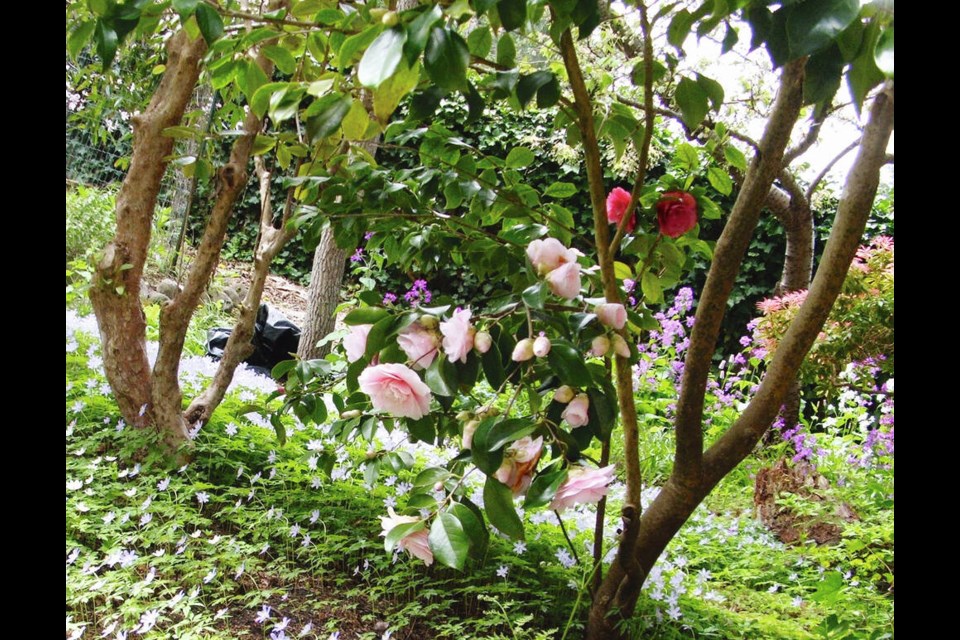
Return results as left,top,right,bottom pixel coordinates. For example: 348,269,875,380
656,191,698,238
605,187,635,233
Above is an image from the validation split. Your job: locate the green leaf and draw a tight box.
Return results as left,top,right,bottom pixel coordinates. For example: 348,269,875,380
408,87,445,122
746,5,773,52
547,342,592,387
241,60,270,104
631,59,667,88
448,502,487,553
414,467,451,488
172,0,199,18
721,22,738,53
470,418,504,475
404,4,443,65
613,261,632,280
544,182,577,199
68,21,96,60
786,0,860,58
497,0,527,31
506,147,535,168
195,2,224,44
803,44,844,107
429,512,470,570
406,493,437,509
342,99,371,140
250,82,289,118
262,45,296,75
344,307,391,325
641,271,662,303
695,73,724,111
836,17,864,62
424,27,470,91
94,21,118,70
425,355,459,397
483,476,524,540
874,26,893,77
306,94,353,143
706,167,733,196
496,33,516,67
667,9,693,49
516,71,555,109
359,27,407,89
385,520,425,552
364,315,396,360
675,142,700,170
486,418,537,452
587,385,617,439
723,144,747,171
675,77,709,129
537,75,561,108
847,20,884,113
339,24,382,70
480,341,507,389
808,571,845,604
467,26,492,58
251,135,276,156
521,282,547,310
523,467,567,509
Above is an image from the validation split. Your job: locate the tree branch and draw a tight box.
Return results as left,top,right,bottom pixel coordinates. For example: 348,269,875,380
806,138,860,200
782,107,829,167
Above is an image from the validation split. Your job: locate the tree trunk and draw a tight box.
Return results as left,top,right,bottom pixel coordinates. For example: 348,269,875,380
297,229,349,360
586,80,893,639
89,30,206,433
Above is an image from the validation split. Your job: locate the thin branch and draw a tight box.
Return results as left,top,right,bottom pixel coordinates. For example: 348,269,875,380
806,138,860,200
782,107,830,167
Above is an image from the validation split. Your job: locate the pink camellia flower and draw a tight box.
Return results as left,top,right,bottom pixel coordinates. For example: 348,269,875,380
440,308,476,364
512,338,535,362
343,324,373,362
595,303,627,330
358,363,432,419
562,393,590,428
533,333,552,358
380,507,433,566
494,436,543,496
549,465,617,512
590,335,610,358
546,261,582,300
606,187,636,233
474,331,493,354
397,322,440,370
611,334,631,358
655,191,698,238
526,237,578,275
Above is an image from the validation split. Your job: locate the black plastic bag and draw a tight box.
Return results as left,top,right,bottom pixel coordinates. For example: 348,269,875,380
205,304,301,377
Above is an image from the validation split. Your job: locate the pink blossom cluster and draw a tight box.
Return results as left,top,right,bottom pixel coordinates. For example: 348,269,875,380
526,237,583,300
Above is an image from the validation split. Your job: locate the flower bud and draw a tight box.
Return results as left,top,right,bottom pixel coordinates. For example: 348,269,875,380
590,335,610,358
533,334,552,358
512,338,535,362
553,385,575,404
340,410,362,420
594,303,627,330
381,10,398,26
433,481,445,493
612,334,631,358
474,331,493,354
562,393,590,428
419,315,439,330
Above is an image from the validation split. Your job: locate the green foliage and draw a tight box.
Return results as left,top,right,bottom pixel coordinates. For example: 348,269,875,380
66,184,119,264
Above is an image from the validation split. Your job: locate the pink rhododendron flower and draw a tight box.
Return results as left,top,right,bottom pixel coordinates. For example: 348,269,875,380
549,465,616,512
440,308,476,364
512,338,535,362
606,187,636,233
595,303,627,330
562,393,590,428
379,507,433,565
397,322,440,370
546,262,582,299
526,238,578,275
358,363,432,419
343,324,373,363
494,436,543,496
655,191,698,238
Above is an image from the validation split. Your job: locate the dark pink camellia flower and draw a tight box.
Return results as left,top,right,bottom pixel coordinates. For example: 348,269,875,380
656,191,698,238
606,187,636,232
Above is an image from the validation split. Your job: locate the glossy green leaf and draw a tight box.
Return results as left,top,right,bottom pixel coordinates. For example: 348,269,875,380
480,341,507,389
306,94,353,143
404,4,443,65
467,26,493,58
667,9,693,49
804,44,844,107
874,26,893,77
544,182,577,199
537,75,561,108
706,167,733,196
339,24,382,70
342,99,371,140
363,315,396,360
429,512,470,570
786,0,860,58
406,493,437,509
414,467,450,488
724,144,747,171
448,503,487,553
262,45,296,75
172,0,199,18
675,77,709,129
486,418,537,452
408,87,446,122
517,71,554,108
424,27,470,91
496,33,516,67
95,21,118,70
241,60,270,104
68,21,96,60
344,307,390,326
373,59,421,123
497,0,527,31
384,520,425,552
721,22,739,53
506,147,535,168
847,21,885,113
641,271,662,303
359,27,407,88
483,476,524,540
547,342,592,387
425,353,459,397
250,82,289,118
195,2,224,44
695,73,724,111
522,282,547,310
523,467,567,509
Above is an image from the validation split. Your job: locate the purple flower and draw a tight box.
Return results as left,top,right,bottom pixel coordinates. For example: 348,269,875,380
382,292,397,305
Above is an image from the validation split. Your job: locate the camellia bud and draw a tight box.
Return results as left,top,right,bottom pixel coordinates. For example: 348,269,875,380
474,331,493,354
419,315,439,330
433,481,445,493
594,303,627,330
340,410,362,419
365,449,378,460
533,334,551,358
553,385,575,404
381,10,399,26
512,338,535,362
462,419,479,449
590,335,610,358
611,334,631,358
